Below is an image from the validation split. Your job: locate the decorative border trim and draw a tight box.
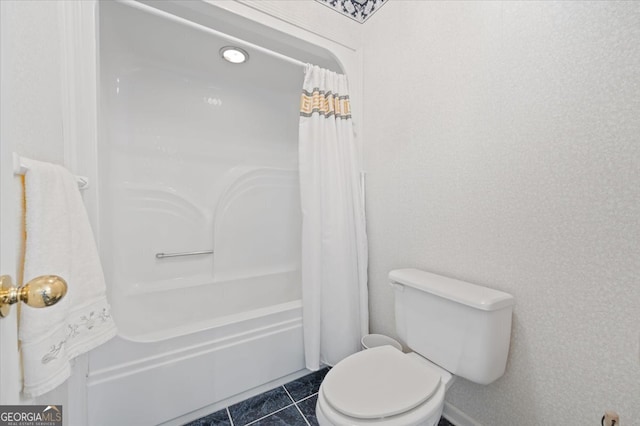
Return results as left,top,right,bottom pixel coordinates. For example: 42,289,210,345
300,89,352,119
314,0,388,23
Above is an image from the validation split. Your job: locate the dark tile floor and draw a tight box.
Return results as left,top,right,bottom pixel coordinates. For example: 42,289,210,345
184,367,455,426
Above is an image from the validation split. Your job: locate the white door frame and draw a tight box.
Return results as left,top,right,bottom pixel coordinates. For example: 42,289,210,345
56,1,100,425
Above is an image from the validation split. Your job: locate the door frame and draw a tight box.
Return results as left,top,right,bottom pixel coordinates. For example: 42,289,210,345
56,1,101,425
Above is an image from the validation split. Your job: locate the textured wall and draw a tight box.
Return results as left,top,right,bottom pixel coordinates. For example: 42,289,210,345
362,1,640,424
1,0,66,164
1,0,70,412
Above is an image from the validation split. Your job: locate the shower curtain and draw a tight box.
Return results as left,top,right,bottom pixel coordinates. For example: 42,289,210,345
298,64,368,370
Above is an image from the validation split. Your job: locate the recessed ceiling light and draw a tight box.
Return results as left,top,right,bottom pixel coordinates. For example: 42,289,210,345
220,46,249,64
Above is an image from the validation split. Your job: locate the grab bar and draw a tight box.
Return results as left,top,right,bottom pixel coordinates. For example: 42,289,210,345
155,250,213,259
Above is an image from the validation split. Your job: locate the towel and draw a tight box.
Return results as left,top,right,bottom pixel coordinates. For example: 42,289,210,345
19,158,116,397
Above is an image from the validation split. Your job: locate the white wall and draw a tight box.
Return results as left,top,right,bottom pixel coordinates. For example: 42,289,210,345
1,0,66,163
363,1,640,425
1,0,80,419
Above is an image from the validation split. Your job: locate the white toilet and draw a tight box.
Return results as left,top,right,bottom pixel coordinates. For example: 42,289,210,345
316,268,515,426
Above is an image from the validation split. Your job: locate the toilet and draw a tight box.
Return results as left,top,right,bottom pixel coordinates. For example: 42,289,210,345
316,268,515,426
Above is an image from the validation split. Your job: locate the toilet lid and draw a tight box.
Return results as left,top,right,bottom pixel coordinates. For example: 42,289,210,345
322,346,441,419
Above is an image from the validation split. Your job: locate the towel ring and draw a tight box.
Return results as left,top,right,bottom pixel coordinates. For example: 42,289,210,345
0,275,68,318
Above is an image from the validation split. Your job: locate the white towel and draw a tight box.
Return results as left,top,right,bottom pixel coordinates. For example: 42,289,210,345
19,158,116,397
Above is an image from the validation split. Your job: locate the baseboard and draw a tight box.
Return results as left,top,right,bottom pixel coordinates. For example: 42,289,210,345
443,402,483,426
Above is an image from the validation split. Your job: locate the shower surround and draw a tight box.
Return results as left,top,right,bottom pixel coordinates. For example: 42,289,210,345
84,1,359,424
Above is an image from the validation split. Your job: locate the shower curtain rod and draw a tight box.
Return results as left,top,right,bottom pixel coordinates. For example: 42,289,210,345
122,1,307,70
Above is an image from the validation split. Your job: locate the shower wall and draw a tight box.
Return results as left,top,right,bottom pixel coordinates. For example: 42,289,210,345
87,2,333,423
99,1,304,340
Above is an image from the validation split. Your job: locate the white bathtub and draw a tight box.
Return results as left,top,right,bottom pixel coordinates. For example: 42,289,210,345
87,301,304,425
88,1,344,424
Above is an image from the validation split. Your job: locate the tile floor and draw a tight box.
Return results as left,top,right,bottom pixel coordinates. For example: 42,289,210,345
184,368,455,426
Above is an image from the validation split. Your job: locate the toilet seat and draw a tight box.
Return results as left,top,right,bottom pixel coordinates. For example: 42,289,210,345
322,346,441,419
317,348,450,426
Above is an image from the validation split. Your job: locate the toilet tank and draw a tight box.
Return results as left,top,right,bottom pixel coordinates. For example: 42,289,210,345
390,269,515,385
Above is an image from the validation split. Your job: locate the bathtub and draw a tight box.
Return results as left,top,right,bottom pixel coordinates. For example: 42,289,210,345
87,301,304,425
87,1,344,424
